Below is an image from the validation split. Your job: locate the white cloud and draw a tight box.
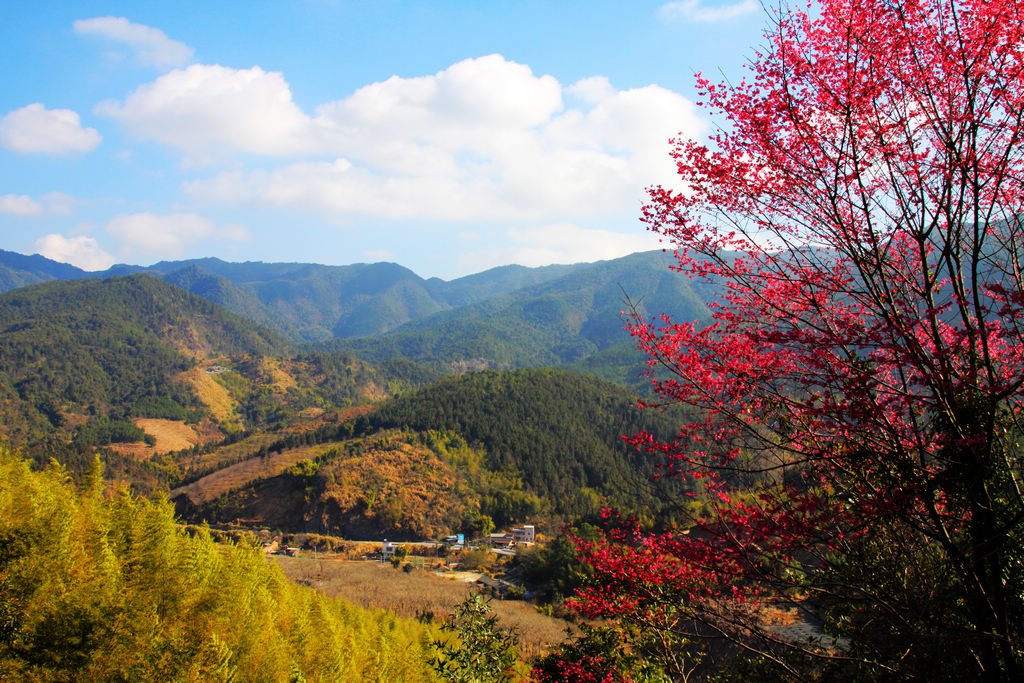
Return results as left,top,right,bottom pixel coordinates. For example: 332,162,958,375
659,0,757,22
104,212,250,257
34,234,116,271
315,53,564,161
0,104,101,154
0,192,77,216
175,55,703,222
40,192,77,215
458,223,663,273
96,64,316,161
567,76,617,106
0,194,42,216
74,16,194,68
185,160,519,221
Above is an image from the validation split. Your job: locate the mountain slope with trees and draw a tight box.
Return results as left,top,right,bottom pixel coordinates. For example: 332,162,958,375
367,368,693,520
327,250,711,371
0,275,443,492
0,275,288,446
0,250,88,291
0,249,591,343
0,249,708,371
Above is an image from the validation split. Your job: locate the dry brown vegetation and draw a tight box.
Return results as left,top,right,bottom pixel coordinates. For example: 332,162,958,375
106,441,154,460
108,418,220,461
179,364,240,426
184,432,483,540
135,418,200,453
297,404,374,431
170,407,375,508
313,439,469,539
171,444,328,505
260,356,298,391
182,432,281,474
275,556,574,660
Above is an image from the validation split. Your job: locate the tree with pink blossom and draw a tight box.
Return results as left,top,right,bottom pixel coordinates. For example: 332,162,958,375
563,1,1024,680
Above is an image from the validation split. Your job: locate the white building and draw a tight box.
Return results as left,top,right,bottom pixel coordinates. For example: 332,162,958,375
512,525,535,544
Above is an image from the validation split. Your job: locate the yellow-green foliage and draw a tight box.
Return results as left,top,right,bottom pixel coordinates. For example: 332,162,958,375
0,447,438,682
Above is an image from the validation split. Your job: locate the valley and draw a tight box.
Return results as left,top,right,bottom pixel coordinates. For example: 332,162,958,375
6,2,1008,678
0,248,717,680
0,250,706,520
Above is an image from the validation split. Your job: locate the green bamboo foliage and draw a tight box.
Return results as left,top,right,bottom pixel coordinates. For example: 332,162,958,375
0,446,438,682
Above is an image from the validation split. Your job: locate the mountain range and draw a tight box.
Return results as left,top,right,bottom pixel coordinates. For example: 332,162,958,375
0,248,710,375
0,247,715,536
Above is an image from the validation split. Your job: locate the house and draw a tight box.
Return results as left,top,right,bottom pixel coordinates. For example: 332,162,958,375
382,539,397,559
442,534,465,546
486,532,514,548
475,574,524,599
512,525,535,544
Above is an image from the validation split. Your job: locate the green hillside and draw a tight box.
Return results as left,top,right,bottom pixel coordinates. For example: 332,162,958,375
119,257,578,342
0,275,287,442
135,257,594,342
160,264,305,340
0,249,89,292
0,250,703,370
327,250,710,372
424,261,586,307
0,276,442,489
367,368,692,520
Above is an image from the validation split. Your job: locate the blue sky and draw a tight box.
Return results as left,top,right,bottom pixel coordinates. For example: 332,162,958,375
0,1,765,279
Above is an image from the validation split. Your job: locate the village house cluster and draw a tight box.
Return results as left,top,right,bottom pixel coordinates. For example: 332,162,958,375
380,525,536,560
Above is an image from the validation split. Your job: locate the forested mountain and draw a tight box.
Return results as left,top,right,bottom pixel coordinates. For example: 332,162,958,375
0,275,444,487
326,250,710,371
0,275,286,441
367,368,692,519
177,368,694,539
160,264,305,339
0,249,88,290
0,250,708,368
0,249,589,342
144,259,448,341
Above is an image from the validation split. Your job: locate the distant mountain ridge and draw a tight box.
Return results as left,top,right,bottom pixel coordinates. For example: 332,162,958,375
0,250,593,342
0,249,89,291
0,248,712,378
324,250,710,371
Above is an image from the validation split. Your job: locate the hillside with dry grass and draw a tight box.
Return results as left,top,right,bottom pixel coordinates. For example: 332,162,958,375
184,430,513,540
276,556,574,660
